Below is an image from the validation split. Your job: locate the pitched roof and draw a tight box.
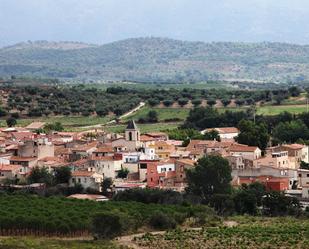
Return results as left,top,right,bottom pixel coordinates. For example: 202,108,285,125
176,159,195,166
72,170,95,177
0,164,22,171
126,120,138,130
282,144,305,150
10,156,37,162
26,122,46,130
229,144,259,152
214,127,239,134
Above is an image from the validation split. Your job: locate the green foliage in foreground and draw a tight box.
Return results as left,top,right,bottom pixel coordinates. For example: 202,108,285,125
0,195,215,237
0,237,123,249
135,217,309,249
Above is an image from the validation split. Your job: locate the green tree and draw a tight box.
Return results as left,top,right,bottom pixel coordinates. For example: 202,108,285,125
236,120,270,150
101,178,113,196
28,167,54,186
6,117,17,127
44,122,64,132
92,212,123,239
54,166,72,184
272,120,309,144
117,168,129,179
186,155,232,201
147,110,158,123
203,129,221,141
300,161,309,170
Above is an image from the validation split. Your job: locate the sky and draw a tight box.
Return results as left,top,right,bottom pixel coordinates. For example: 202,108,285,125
1,0,309,46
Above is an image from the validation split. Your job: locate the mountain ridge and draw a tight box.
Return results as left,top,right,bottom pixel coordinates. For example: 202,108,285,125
1,37,309,83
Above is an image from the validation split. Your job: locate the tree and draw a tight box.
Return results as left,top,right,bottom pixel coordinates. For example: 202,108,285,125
288,86,301,97
272,120,309,144
203,129,221,141
28,167,54,186
44,122,64,132
92,212,123,239
300,161,309,170
262,192,301,216
147,110,158,123
163,100,173,107
233,188,257,215
178,98,189,107
191,99,202,106
186,155,232,201
236,120,270,151
6,117,17,127
207,99,216,107
117,168,129,179
101,178,113,196
54,166,71,184
221,99,231,107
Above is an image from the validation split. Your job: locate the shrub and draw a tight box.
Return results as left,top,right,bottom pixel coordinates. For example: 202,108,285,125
92,212,123,239
149,212,176,230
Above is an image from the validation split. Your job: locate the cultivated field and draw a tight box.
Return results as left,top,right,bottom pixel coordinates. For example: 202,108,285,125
134,217,309,249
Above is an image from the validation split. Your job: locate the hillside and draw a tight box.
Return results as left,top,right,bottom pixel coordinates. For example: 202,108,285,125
1,37,309,82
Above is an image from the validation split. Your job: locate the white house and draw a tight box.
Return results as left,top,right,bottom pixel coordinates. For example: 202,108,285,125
70,170,103,191
201,127,239,140
229,144,262,160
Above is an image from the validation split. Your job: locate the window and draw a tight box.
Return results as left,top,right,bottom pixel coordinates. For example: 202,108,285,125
299,174,302,177
150,178,153,182
129,132,132,141
307,174,309,177
84,178,87,183
78,178,81,183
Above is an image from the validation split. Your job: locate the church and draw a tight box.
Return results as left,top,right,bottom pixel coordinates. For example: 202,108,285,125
111,120,142,151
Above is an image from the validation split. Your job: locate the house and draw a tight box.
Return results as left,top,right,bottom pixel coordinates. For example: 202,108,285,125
144,132,169,141
234,175,290,191
0,164,23,182
202,127,239,140
253,151,290,169
148,141,175,160
37,156,66,172
226,155,245,170
25,122,46,131
70,170,103,191
232,165,298,190
91,155,123,179
68,194,108,201
271,144,309,168
112,120,141,151
174,159,195,189
146,161,176,188
10,156,37,174
92,145,114,157
70,142,97,161
17,137,54,160
229,144,262,160
298,169,309,198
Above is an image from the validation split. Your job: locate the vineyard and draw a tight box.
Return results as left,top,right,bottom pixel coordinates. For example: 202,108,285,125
134,217,309,249
0,194,215,237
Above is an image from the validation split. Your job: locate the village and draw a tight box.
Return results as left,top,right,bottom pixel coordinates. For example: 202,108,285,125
0,119,308,205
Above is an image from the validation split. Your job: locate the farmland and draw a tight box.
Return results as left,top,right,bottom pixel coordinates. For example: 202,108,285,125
0,237,123,249
134,217,309,249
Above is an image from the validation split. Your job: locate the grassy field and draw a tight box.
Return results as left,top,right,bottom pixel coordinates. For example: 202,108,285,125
82,81,232,90
105,122,182,134
123,106,190,122
257,104,309,115
134,217,309,249
0,116,112,130
0,237,123,249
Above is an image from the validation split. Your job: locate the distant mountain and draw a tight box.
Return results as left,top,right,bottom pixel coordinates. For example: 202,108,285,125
1,37,309,83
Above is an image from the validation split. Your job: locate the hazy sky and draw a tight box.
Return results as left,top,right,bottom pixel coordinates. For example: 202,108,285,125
1,0,309,46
